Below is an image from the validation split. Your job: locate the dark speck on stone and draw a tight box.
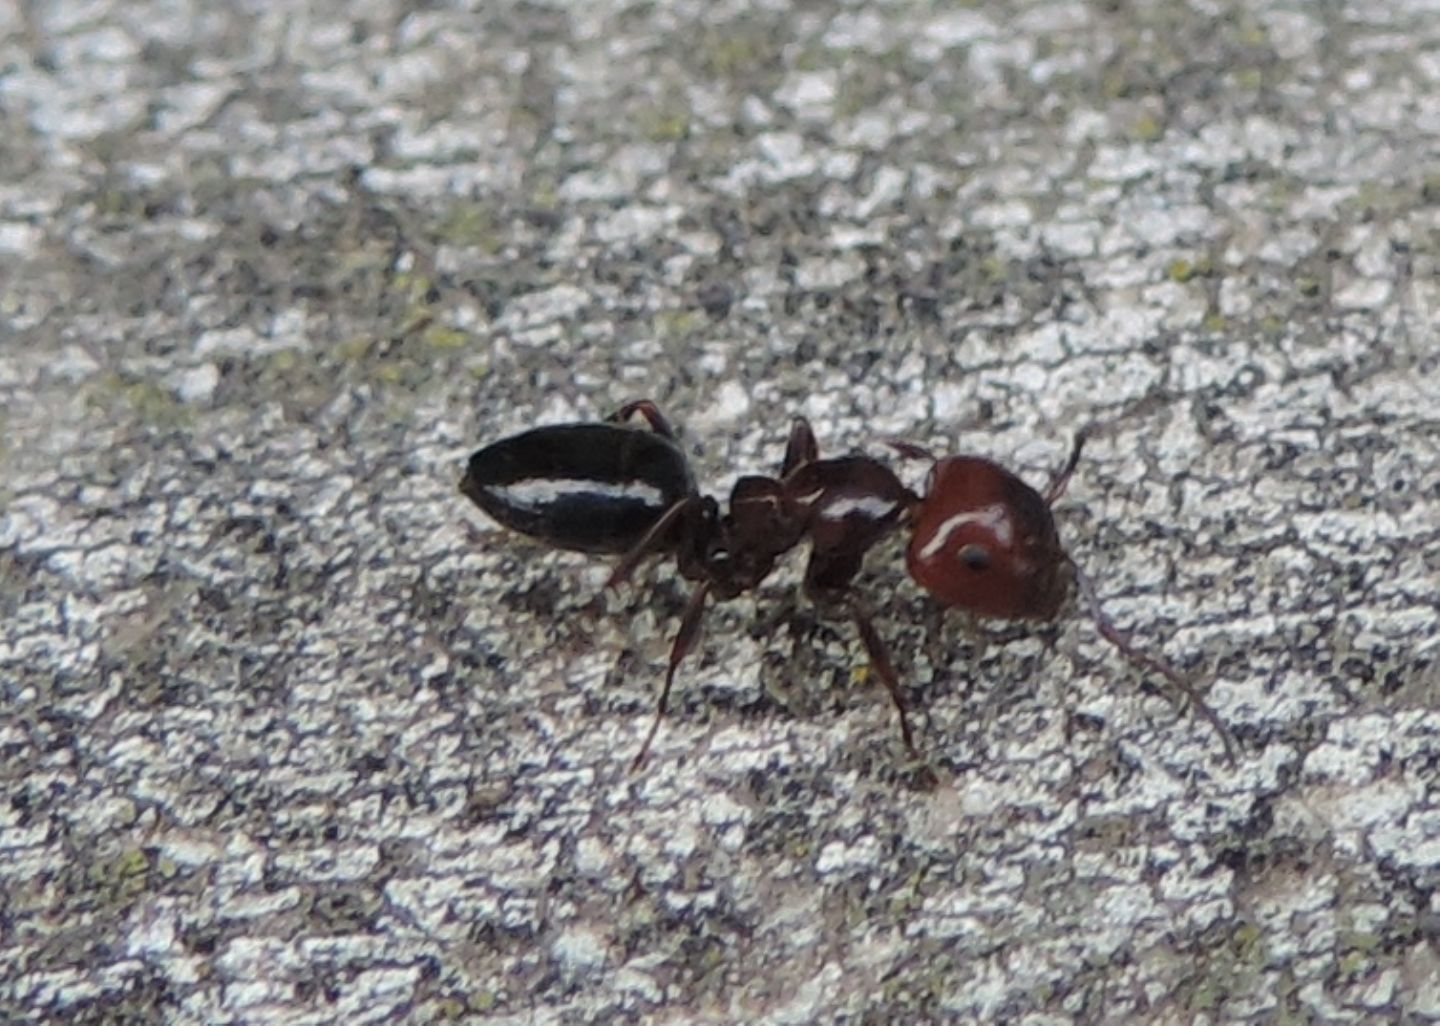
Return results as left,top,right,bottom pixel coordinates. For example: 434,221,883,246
697,281,733,319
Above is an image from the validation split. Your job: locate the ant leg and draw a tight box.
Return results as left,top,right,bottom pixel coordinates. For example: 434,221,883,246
631,581,712,771
609,400,676,438
607,495,698,589
847,602,921,761
1044,430,1089,505
782,418,819,475
806,573,922,763
1071,562,1238,765
886,439,936,463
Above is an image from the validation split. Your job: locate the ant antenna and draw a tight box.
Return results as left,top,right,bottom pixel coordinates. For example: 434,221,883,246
1071,562,1238,766
1045,429,1089,504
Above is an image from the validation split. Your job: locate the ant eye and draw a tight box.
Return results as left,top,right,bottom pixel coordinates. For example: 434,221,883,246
958,544,991,571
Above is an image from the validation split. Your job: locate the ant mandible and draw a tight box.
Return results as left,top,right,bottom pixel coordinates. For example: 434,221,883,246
460,402,1236,770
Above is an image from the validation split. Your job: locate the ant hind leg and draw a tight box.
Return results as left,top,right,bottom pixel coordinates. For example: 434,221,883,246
630,581,712,771
607,495,703,590
609,400,676,438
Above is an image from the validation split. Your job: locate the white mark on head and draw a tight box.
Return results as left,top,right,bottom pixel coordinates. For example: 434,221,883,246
916,503,1011,563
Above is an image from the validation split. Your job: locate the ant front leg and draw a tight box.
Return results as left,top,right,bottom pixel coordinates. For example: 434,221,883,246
609,400,677,439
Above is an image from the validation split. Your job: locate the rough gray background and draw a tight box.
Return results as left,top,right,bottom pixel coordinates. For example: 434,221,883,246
2,0,1438,1023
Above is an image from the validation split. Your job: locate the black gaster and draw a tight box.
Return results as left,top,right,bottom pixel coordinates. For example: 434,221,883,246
460,423,696,554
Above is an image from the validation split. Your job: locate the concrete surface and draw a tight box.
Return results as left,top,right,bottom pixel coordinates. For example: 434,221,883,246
2,0,1438,1023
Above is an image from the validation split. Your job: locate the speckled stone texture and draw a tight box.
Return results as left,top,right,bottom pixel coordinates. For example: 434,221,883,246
2,0,1438,1023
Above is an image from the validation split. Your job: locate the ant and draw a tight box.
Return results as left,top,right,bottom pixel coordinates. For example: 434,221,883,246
461,400,918,768
460,402,1236,771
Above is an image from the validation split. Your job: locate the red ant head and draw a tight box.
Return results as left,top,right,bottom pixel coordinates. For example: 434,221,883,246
906,456,1072,621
